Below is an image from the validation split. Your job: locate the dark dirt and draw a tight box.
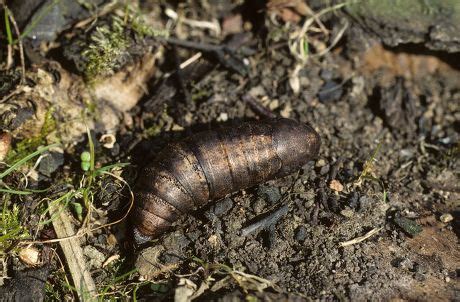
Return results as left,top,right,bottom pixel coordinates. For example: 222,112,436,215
0,1,459,301
135,40,459,300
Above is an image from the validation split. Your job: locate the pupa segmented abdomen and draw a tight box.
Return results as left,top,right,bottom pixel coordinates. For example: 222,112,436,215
132,118,320,242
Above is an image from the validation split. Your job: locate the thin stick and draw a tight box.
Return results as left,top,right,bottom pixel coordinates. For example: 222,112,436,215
180,52,202,69
339,227,383,247
4,7,13,69
240,205,289,237
242,94,277,119
5,6,25,82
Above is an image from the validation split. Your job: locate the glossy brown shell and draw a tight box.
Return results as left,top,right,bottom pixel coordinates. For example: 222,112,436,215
132,118,320,242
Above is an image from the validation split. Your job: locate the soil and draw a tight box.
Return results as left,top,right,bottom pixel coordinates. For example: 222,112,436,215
0,1,459,301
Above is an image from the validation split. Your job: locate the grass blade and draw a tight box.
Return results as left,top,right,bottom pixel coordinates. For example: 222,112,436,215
0,188,34,195
0,143,60,180
4,8,13,45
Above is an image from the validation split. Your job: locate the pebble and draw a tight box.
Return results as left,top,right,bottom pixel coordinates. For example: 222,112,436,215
329,179,344,192
18,247,40,266
318,80,342,103
212,198,233,216
257,186,281,204
217,112,228,122
83,245,105,269
0,132,11,161
340,208,354,218
38,151,64,177
316,159,326,168
439,213,453,223
295,226,307,242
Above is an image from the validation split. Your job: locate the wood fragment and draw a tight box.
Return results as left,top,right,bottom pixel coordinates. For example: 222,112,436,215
48,201,96,300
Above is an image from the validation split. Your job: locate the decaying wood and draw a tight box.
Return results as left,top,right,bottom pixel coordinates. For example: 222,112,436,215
48,201,96,300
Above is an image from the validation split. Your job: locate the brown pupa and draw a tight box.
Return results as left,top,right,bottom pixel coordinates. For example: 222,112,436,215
132,118,320,243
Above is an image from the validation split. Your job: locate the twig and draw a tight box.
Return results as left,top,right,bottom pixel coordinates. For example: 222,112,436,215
241,205,289,237
158,37,248,76
172,45,193,109
180,52,202,69
4,6,25,83
242,94,277,119
339,227,383,247
312,20,348,58
165,8,220,36
143,35,251,114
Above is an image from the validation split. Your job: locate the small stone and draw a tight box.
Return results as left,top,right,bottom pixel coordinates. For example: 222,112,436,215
217,112,228,122
280,103,292,118
257,186,281,204
248,85,266,97
18,247,40,266
83,245,105,269
295,226,307,242
38,151,64,177
268,99,279,110
319,164,330,175
0,132,12,161
207,234,220,248
184,112,193,124
318,80,342,103
329,179,344,192
340,208,354,218
440,213,453,223
171,124,184,131
212,198,233,216
316,159,326,168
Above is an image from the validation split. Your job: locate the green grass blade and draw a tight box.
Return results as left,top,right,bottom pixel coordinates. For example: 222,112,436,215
94,163,130,175
4,8,13,45
86,127,95,172
0,143,60,180
0,188,34,195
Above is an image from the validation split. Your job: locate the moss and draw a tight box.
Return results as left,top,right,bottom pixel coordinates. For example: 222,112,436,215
144,125,162,138
6,107,57,163
79,4,170,83
130,14,169,39
82,17,129,82
121,3,169,39
0,204,29,255
191,85,211,103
